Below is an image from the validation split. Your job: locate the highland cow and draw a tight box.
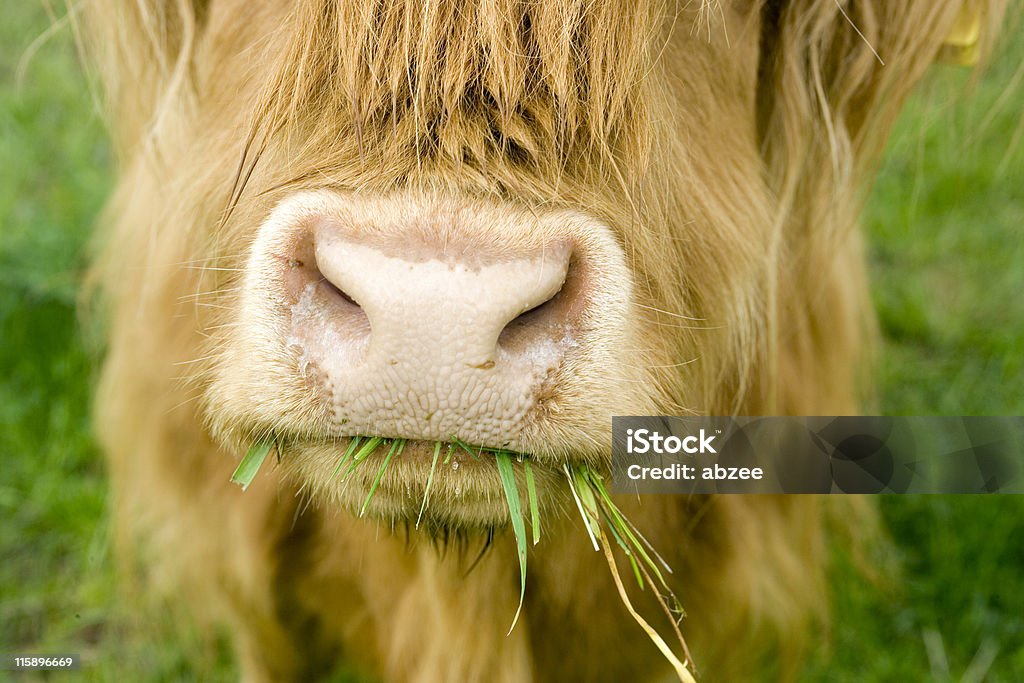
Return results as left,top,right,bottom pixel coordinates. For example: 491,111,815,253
86,1,1005,680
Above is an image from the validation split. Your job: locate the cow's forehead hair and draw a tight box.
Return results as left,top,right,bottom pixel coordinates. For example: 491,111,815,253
249,0,672,135
221,0,741,211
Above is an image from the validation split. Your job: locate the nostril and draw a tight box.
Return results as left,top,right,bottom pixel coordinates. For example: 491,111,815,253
505,279,564,328
305,232,366,314
281,229,372,346
498,253,579,352
318,270,361,309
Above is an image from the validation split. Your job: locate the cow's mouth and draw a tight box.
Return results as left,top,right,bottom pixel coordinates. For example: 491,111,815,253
248,433,570,529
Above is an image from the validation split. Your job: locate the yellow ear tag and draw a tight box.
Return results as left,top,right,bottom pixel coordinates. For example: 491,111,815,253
938,5,981,66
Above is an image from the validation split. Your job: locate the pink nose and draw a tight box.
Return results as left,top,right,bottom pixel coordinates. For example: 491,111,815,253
282,210,583,448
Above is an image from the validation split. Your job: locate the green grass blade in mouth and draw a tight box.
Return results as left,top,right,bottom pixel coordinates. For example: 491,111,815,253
360,439,404,517
567,464,694,681
416,441,443,529
599,504,632,554
586,468,668,568
564,464,600,551
524,460,540,546
231,440,273,491
495,452,527,634
341,436,384,481
584,467,671,590
600,505,643,589
331,436,363,480
352,436,384,462
451,435,483,459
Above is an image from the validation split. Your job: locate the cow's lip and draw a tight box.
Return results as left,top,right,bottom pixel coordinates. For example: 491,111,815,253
278,431,529,451
298,435,536,468
268,432,541,473
264,432,559,526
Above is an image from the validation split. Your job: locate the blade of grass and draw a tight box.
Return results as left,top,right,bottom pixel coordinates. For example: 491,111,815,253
360,439,404,517
597,525,696,683
352,436,384,462
341,436,384,481
331,436,363,480
587,469,673,575
598,495,666,587
565,465,693,677
573,468,601,526
628,553,644,590
631,540,694,673
599,505,633,556
564,464,600,551
583,467,671,590
619,510,674,574
231,441,272,491
451,435,482,460
523,460,541,545
495,452,527,634
416,441,443,529
598,505,644,589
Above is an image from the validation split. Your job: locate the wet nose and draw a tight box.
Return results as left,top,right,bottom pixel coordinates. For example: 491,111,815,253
313,226,572,370
283,215,584,448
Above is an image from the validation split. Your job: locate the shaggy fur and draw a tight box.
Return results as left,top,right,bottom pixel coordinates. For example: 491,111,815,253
84,0,1007,680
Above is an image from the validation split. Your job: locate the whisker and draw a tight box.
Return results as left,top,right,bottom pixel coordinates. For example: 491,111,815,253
641,358,701,370
182,266,247,272
163,392,204,416
634,303,706,321
177,287,242,302
172,354,222,366
173,254,249,266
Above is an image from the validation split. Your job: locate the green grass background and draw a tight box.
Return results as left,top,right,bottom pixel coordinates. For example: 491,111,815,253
1,4,1022,681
